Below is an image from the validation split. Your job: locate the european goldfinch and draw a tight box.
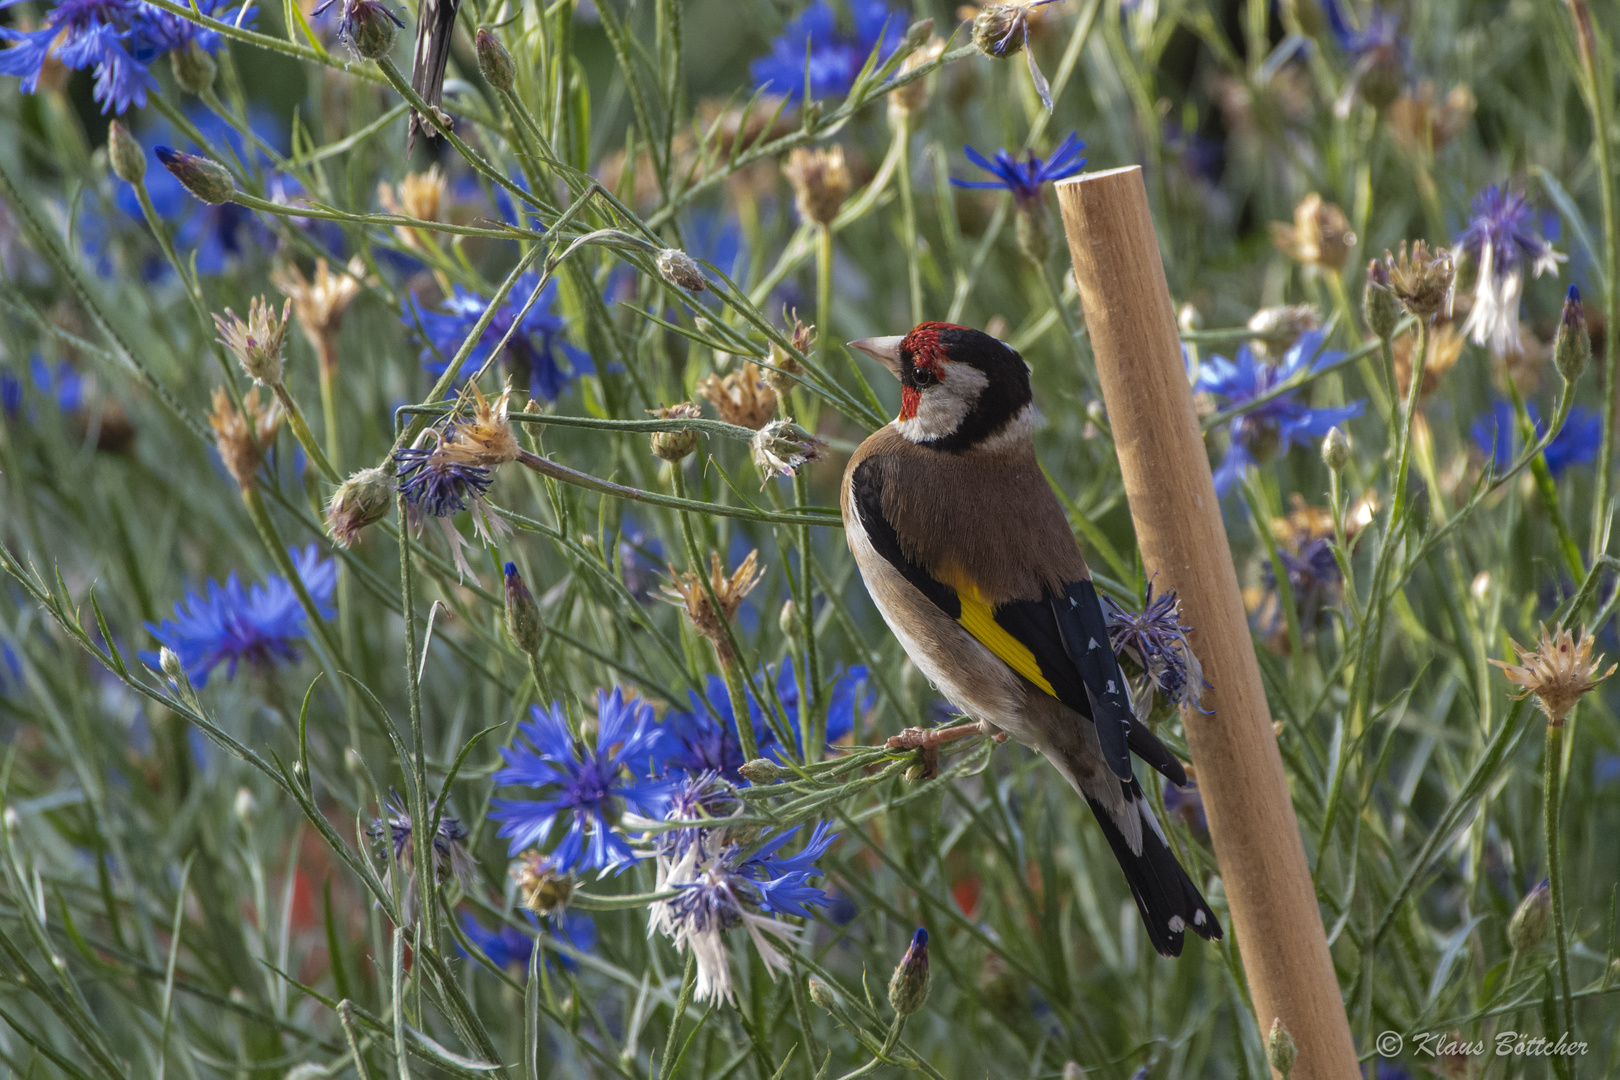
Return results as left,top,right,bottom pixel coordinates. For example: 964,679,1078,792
843,321,1221,957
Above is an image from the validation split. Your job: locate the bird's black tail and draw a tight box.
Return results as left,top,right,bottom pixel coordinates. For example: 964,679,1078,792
1082,777,1222,957
407,0,460,153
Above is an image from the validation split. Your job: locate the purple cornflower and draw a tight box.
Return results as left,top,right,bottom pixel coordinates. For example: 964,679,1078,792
405,273,592,404
649,816,837,1004
1322,1,1404,113
489,689,673,873
0,0,251,114
1194,329,1364,496
1101,583,1205,714
749,0,906,102
1455,187,1566,355
1470,400,1599,478
1162,779,1206,833
141,544,336,687
392,437,507,579
951,132,1087,208
370,792,478,921
1256,537,1343,638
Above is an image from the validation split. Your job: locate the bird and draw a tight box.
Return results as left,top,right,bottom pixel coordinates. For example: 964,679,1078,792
408,0,460,152
842,321,1222,957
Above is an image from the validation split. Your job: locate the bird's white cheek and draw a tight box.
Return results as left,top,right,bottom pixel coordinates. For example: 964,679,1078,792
894,365,987,442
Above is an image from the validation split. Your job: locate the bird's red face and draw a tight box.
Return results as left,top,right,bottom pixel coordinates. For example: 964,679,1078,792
848,322,1034,452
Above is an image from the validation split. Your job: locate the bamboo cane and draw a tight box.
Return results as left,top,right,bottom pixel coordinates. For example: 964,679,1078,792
1054,166,1360,1080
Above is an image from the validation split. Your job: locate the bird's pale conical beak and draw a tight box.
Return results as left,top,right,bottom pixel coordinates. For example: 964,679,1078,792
847,336,906,377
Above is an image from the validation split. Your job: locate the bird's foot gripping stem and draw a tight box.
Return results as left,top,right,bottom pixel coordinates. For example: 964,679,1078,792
884,720,1004,779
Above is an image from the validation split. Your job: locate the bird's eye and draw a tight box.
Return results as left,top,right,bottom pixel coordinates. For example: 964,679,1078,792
911,367,937,388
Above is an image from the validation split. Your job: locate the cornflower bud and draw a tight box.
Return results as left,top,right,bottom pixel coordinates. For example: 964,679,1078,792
887,928,931,1019
325,466,393,547
778,598,796,636
107,121,145,185
476,28,515,93
737,758,794,783
648,402,702,462
1266,1017,1297,1079
1363,258,1400,339
1322,426,1350,471
159,646,185,683
656,248,707,292
1553,285,1591,385
214,296,292,388
233,787,258,826
1061,1064,1087,1080
889,33,944,117
343,0,402,60
154,147,235,205
171,40,217,95
1508,880,1550,954
503,563,544,654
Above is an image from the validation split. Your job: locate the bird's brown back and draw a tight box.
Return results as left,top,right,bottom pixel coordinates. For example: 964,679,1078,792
843,425,1089,603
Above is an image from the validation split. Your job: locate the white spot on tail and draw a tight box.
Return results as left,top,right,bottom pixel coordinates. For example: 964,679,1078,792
1168,916,1185,933
1088,637,1099,650
1106,680,1116,694
1194,910,1208,927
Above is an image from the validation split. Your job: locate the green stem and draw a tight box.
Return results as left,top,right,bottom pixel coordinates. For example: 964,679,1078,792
393,485,436,952
1544,718,1575,1037
272,383,340,483
1569,0,1619,565
894,110,923,324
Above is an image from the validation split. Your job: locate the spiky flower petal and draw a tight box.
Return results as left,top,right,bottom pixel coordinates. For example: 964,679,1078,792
1491,623,1614,726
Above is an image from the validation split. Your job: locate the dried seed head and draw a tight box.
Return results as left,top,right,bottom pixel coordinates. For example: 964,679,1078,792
272,256,368,369
208,386,283,490
155,147,235,204
436,383,522,467
378,166,446,250
325,465,394,547
1383,240,1456,322
656,248,708,292
697,361,778,429
647,401,702,462
661,549,763,665
214,297,292,387
476,28,515,93
1491,622,1615,726
751,419,826,485
764,312,813,396
1246,304,1320,362
107,121,145,184
783,144,850,225
1269,193,1356,270
512,850,574,915
890,34,945,117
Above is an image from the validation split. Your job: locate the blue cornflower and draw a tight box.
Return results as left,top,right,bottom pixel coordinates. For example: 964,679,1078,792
1162,779,1206,833
489,689,673,873
1595,754,1620,790
761,656,870,761
649,813,837,1004
1470,400,1600,478
459,909,596,974
749,0,905,102
311,0,403,51
1101,583,1205,714
951,132,1087,208
393,434,509,579
1194,329,1364,496
1324,0,1402,61
142,545,336,687
0,0,251,114
1455,186,1566,355
406,273,592,403
0,369,20,418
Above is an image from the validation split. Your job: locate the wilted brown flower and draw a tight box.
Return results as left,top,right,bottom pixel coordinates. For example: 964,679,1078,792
764,311,814,395
698,361,778,429
1387,81,1475,152
208,386,283,490
662,550,764,665
890,37,946,116
378,166,446,251
439,384,521,467
272,256,368,375
1383,240,1455,321
1393,321,1464,399
1247,303,1320,362
214,296,292,387
1270,193,1356,270
512,850,574,915
1492,623,1614,726
1271,492,1376,549
784,145,850,225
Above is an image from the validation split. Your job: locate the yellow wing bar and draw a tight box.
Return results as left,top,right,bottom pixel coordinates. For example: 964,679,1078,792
953,586,1058,698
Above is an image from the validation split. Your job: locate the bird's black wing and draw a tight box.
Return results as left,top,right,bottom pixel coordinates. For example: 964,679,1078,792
408,0,460,152
850,459,1183,785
